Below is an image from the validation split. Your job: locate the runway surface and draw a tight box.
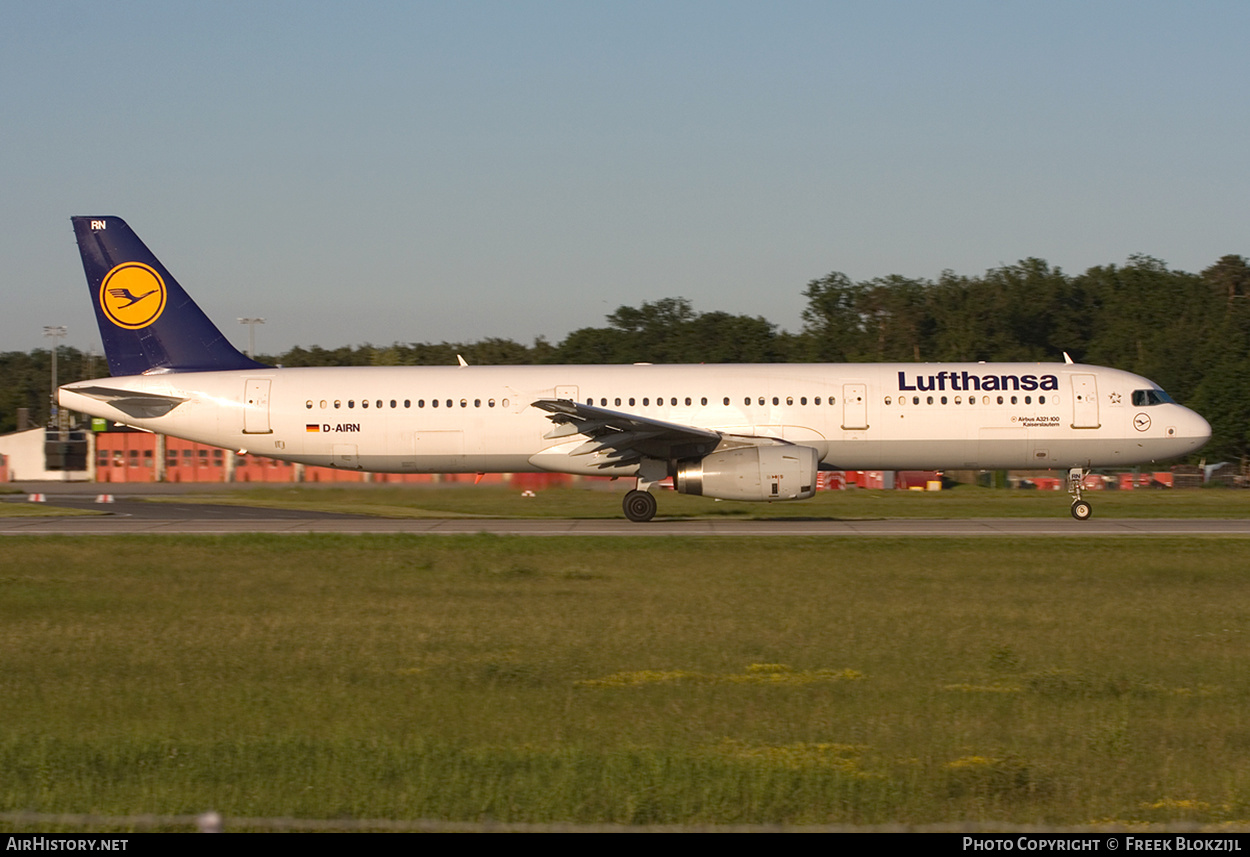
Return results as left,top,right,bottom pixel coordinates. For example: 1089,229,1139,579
3,496,1249,536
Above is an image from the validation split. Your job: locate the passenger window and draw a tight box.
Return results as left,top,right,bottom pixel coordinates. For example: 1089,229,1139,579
912,396,920,405
724,397,730,406
502,399,509,407
446,400,452,408
815,397,822,405
348,400,355,408
700,397,706,406
671,397,677,406
643,398,650,406
305,400,313,409
1039,395,1046,405
1011,396,1018,405
772,397,779,406
885,396,892,405
377,400,383,408
460,399,467,408
475,399,481,408
488,399,495,407
1024,396,1031,404
418,399,425,408
685,397,692,406
927,396,933,405
941,396,947,404
320,400,327,409
615,398,621,406
758,397,765,406
432,400,438,408
629,398,636,406
800,397,807,405
362,400,369,408
996,396,1004,405
390,400,396,408
954,396,961,404
786,397,793,406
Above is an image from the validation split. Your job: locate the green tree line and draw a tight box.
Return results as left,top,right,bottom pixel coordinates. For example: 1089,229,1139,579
6,254,1248,460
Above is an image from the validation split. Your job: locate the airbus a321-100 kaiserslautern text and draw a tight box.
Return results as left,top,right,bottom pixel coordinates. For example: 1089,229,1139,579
59,217,1211,522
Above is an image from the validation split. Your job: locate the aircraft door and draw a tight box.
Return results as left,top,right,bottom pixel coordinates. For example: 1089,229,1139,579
1071,374,1100,429
243,379,272,434
842,383,868,430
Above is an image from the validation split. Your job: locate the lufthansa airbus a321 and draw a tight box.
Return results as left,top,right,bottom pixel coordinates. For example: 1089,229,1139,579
59,216,1211,522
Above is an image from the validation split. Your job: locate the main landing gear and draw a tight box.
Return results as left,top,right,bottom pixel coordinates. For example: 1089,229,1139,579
1068,467,1093,521
623,460,666,523
623,489,658,523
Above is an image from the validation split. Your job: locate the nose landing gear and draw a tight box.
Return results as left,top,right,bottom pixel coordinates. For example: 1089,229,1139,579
1068,467,1093,521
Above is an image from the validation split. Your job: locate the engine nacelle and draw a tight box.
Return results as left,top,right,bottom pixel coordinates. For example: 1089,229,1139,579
674,444,819,502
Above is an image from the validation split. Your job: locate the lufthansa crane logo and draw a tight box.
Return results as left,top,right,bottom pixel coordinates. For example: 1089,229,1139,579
99,262,167,329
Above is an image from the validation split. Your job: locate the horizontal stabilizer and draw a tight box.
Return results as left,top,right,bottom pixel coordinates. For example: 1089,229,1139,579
63,385,187,418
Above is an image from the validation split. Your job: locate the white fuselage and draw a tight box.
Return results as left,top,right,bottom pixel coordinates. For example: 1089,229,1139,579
59,362,1211,476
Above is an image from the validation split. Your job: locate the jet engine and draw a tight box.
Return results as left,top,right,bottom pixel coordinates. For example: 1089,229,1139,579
674,444,818,502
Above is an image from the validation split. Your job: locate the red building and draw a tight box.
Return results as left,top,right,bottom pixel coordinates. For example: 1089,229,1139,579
91,431,574,487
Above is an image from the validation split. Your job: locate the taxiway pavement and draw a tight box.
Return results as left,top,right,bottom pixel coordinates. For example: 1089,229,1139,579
2,496,1248,537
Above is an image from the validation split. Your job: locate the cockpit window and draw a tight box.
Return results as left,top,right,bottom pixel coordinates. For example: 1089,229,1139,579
1132,389,1173,406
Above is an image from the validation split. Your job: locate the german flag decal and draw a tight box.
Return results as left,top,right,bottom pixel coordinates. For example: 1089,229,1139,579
306,424,320,432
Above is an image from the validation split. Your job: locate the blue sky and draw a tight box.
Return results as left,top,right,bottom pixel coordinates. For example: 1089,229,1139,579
3,1,1247,356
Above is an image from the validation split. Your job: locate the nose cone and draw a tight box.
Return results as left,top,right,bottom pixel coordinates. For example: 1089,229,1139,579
1195,410,1212,445
1181,406,1212,451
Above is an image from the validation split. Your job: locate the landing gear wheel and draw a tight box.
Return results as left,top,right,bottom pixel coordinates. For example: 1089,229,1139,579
623,490,658,523
1067,467,1093,522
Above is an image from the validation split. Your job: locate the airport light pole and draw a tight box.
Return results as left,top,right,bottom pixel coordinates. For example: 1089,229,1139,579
238,317,265,359
43,325,66,428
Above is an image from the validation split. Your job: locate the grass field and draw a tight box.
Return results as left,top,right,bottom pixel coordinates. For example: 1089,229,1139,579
142,482,1250,519
3,534,1250,828
0,503,101,518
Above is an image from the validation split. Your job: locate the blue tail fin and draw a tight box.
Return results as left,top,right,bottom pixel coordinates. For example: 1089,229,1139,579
72,216,267,376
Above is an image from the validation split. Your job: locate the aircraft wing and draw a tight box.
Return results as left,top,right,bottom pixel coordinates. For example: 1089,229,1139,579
532,399,722,468
62,385,188,419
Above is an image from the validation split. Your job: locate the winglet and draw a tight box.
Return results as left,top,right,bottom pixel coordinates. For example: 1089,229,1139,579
72,216,267,376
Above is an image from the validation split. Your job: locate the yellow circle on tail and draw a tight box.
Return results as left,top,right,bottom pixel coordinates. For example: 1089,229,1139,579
99,263,167,329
